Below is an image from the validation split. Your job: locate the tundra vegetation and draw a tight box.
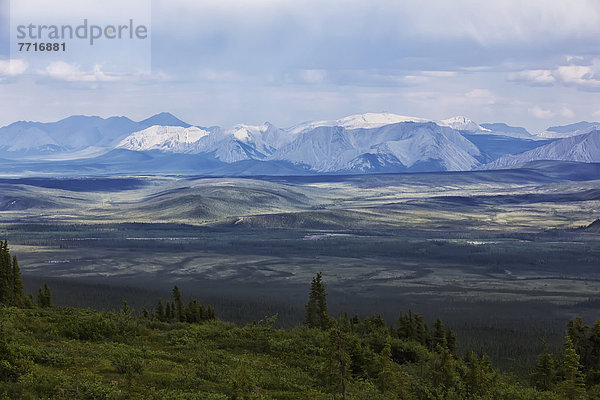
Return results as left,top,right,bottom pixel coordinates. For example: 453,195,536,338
1,243,600,399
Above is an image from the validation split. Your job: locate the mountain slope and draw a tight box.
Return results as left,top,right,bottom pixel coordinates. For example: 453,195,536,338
485,130,600,169
438,116,489,133
0,113,193,157
117,126,210,153
139,112,191,128
538,121,600,139
270,122,482,172
479,123,535,139
287,112,428,134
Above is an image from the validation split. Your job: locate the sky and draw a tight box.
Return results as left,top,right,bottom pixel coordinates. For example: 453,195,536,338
1,0,600,133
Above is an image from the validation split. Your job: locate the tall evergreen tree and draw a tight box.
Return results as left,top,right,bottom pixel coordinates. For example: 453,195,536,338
532,341,556,391
304,272,329,329
11,256,25,305
0,242,11,304
0,243,27,307
323,327,350,400
165,302,172,321
429,344,460,394
122,300,131,316
446,327,457,354
36,288,45,308
155,298,165,321
558,336,587,400
431,318,447,351
172,285,185,322
43,283,52,308
462,351,497,397
37,283,52,308
376,342,413,397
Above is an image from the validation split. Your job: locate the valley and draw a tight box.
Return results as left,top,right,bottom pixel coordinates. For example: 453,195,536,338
1,162,599,369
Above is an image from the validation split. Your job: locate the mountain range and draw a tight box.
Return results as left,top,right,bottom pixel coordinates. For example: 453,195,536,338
0,112,598,176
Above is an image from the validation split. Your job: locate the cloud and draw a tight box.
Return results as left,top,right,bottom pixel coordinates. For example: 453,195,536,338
465,89,496,105
529,105,554,119
0,59,28,76
41,62,120,82
559,107,575,118
196,69,243,83
510,59,600,90
298,69,327,84
508,69,555,85
421,71,457,77
555,64,600,88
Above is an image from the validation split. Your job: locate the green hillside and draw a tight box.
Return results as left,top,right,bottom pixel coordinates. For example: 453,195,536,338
2,243,599,400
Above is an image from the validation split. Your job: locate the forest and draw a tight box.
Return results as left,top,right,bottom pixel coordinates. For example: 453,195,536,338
1,242,599,399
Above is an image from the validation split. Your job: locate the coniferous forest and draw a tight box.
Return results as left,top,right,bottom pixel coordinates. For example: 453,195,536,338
1,241,600,399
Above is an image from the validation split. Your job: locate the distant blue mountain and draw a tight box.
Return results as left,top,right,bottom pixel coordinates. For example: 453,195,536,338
1,112,599,176
139,112,191,128
546,121,599,133
480,123,532,137
0,113,193,157
462,134,554,163
539,121,600,138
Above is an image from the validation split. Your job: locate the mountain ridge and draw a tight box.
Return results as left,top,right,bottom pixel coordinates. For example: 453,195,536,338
2,112,600,175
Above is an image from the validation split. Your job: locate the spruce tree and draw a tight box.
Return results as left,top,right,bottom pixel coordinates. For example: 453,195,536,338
429,344,459,393
122,300,131,316
155,298,165,321
323,327,350,400
532,341,556,391
431,318,447,351
11,256,25,305
414,313,429,346
165,302,172,321
0,244,27,307
43,283,52,307
558,336,587,400
463,351,497,397
37,288,45,307
0,243,10,304
304,272,329,329
172,285,185,322
377,342,412,396
207,306,215,320
446,327,457,354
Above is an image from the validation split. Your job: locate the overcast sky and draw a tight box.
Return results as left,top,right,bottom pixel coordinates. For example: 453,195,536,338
1,0,600,132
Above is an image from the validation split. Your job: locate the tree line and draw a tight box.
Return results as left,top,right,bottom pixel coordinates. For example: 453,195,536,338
0,241,51,308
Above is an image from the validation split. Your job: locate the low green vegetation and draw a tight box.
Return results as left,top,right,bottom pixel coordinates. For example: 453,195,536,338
1,242,599,399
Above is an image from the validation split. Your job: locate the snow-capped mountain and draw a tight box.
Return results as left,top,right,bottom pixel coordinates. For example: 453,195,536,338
484,130,600,169
3,111,600,176
270,122,482,172
116,117,483,172
538,121,600,139
288,113,428,134
0,113,191,157
117,122,291,163
438,116,489,133
117,126,210,153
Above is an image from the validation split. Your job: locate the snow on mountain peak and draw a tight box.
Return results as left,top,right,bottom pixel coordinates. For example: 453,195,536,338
117,125,210,153
226,124,271,143
287,113,427,134
438,116,489,132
